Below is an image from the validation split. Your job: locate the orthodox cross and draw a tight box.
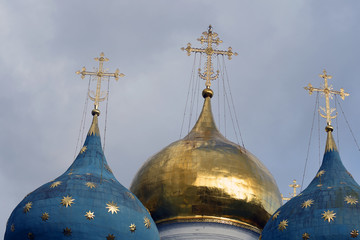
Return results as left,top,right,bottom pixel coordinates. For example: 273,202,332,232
289,179,300,197
181,25,238,88
304,69,349,127
281,179,300,202
76,52,124,110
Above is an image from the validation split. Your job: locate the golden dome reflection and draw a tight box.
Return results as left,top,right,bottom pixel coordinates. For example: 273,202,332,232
130,92,282,231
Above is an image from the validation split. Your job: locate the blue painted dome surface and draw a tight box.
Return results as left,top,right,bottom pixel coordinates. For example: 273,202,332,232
261,131,360,240
5,116,160,240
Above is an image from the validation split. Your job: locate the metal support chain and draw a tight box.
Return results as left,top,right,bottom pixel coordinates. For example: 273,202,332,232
103,77,110,152
301,92,319,191
336,96,360,151
74,77,91,159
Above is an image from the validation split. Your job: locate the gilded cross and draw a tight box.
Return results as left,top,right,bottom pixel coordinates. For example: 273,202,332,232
76,52,124,110
181,25,238,88
289,179,300,197
304,69,349,126
281,179,300,202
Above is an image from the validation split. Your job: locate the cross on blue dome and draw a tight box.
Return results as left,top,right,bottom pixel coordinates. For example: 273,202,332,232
261,127,360,240
4,53,159,240
5,113,160,240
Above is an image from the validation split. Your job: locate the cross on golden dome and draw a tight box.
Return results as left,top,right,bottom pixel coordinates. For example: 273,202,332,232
181,25,238,88
76,52,124,111
304,69,349,129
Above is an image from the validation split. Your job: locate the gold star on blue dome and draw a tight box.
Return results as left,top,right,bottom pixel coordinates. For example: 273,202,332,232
50,181,62,188
322,210,336,222
278,219,288,231
345,195,358,205
61,196,75,207
27,232,34,239
144,217,151,229
23,202,32,213
302,199,314,208
302,232,310,239
86,182,96,189
126,192,135,199
85,211,95,220
106,201,119,214
316,170,325,178
63,227,72,236
272,211,280,220
80,146,87,154
41,212,49,221
129,223,136,232
351,229,359,238
106,234,115,240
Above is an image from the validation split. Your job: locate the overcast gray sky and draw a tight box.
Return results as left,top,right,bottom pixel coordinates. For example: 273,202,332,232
2,0,360,236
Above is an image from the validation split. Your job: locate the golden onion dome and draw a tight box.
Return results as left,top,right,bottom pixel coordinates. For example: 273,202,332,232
130,89,282,232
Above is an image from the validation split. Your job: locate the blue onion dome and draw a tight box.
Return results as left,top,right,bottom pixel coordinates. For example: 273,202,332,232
261,125,360,240
4,112,160,240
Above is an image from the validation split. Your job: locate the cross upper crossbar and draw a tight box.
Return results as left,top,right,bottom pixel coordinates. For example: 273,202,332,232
181,25,237,88
304,69,349,126
76,52,124,110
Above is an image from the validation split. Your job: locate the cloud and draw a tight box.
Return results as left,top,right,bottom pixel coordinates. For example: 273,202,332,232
2,1,360,237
